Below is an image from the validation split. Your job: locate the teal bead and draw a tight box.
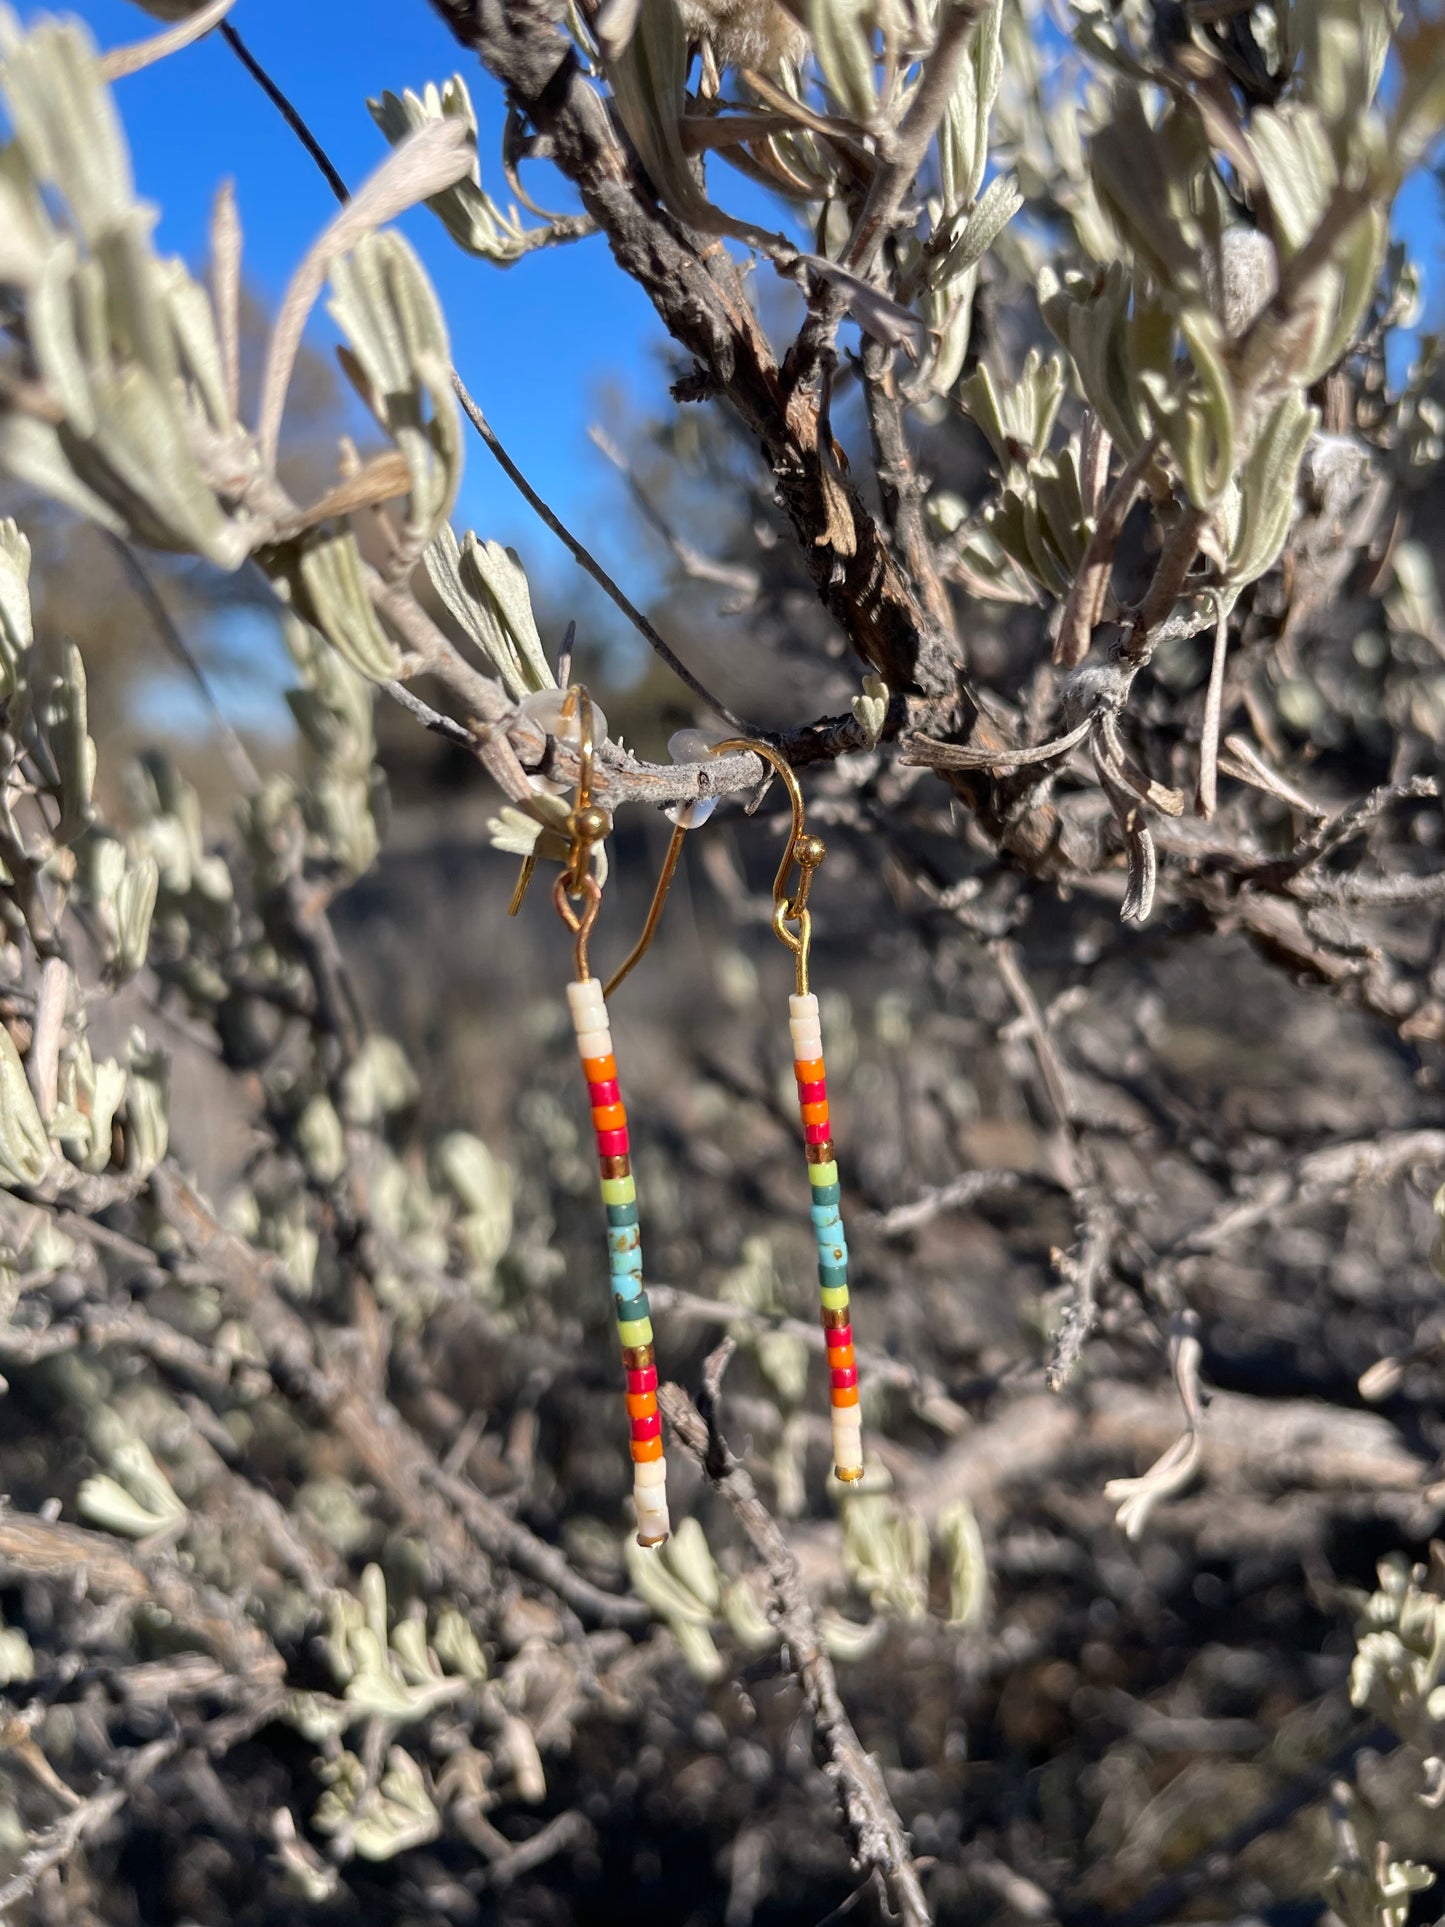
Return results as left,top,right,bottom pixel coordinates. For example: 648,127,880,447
606,1201,640,1229
818,1262,849,1290
614,1290,650,1323
810,1182,841,1210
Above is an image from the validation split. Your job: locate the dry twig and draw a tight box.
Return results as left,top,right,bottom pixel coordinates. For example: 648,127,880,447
660,1345,934,1927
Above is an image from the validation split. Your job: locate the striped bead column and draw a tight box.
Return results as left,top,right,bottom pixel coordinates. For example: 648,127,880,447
567,976,670,1547
789,991,864,1483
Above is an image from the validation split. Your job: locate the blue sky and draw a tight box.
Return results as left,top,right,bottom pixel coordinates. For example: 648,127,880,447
63,0,695,730
71,0,669,554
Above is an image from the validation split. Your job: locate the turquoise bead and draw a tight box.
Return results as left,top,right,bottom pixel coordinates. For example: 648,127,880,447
610,1245,644,1278
811,1201,842,1231
816,1235,849,1267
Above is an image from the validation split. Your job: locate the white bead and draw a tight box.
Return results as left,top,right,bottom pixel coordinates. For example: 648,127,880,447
635,1496,671,1528
790,1030,823,1060
789,993,819,1020
568,980,607,1024
633,1459,667,1489
832,1409,863,1442
575,1028,612,1061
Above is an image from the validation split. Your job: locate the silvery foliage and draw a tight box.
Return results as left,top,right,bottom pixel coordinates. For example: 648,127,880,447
842,1490,986,1626
1349,1554,1445,1760
369,76,592,264
0,10,554,712
0,510,515,1316
0,23,537,1849
0,520,167,1194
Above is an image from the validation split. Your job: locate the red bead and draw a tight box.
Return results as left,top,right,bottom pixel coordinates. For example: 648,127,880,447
804,1121,831,1145
824,1323,853,1352
625,1366,659,1394
630,1410,662,1442
597,1127,630,1157
830,1365,858,1390
796,1078,827,1104
588,1077,621,1107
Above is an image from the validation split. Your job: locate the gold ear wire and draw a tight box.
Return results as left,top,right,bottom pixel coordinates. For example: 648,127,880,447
508,855,536,917
602,817,689,999
529,686,609,982
710,738,824,997
508,686,606,922
582,737,824,1001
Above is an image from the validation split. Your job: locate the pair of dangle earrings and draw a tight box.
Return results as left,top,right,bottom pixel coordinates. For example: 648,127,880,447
527,692,863,1548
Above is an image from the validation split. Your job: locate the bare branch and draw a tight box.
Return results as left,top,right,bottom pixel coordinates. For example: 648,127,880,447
660,1364,934,1927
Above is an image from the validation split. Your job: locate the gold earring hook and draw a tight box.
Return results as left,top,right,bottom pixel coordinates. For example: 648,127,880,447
538,685,609,981
710,739,824,997
602,816,689,999
508,685,605,921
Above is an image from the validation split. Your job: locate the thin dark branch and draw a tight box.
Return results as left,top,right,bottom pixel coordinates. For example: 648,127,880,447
659,1362,934,1927
450,375,757,730
218,22,349,205
106,536,262,795
217,21,755,732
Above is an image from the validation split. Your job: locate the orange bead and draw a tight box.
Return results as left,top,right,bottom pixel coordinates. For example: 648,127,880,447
794,1057,825,1084
582,1054,618,1085
825,1342,855,1370
630,1434,664,1462
830,1384,860,1408
800,1100,830,1127
591,1102,627,1131
625,1391,657,1421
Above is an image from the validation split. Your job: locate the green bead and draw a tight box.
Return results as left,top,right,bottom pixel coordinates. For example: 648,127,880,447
617,1314,653,1348
808,1160,839,1189
601,1176,637,1206
819,1283,850,1311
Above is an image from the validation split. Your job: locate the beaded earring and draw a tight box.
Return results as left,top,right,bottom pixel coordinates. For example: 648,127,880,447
711,740,865,1487
542,689,671,1548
